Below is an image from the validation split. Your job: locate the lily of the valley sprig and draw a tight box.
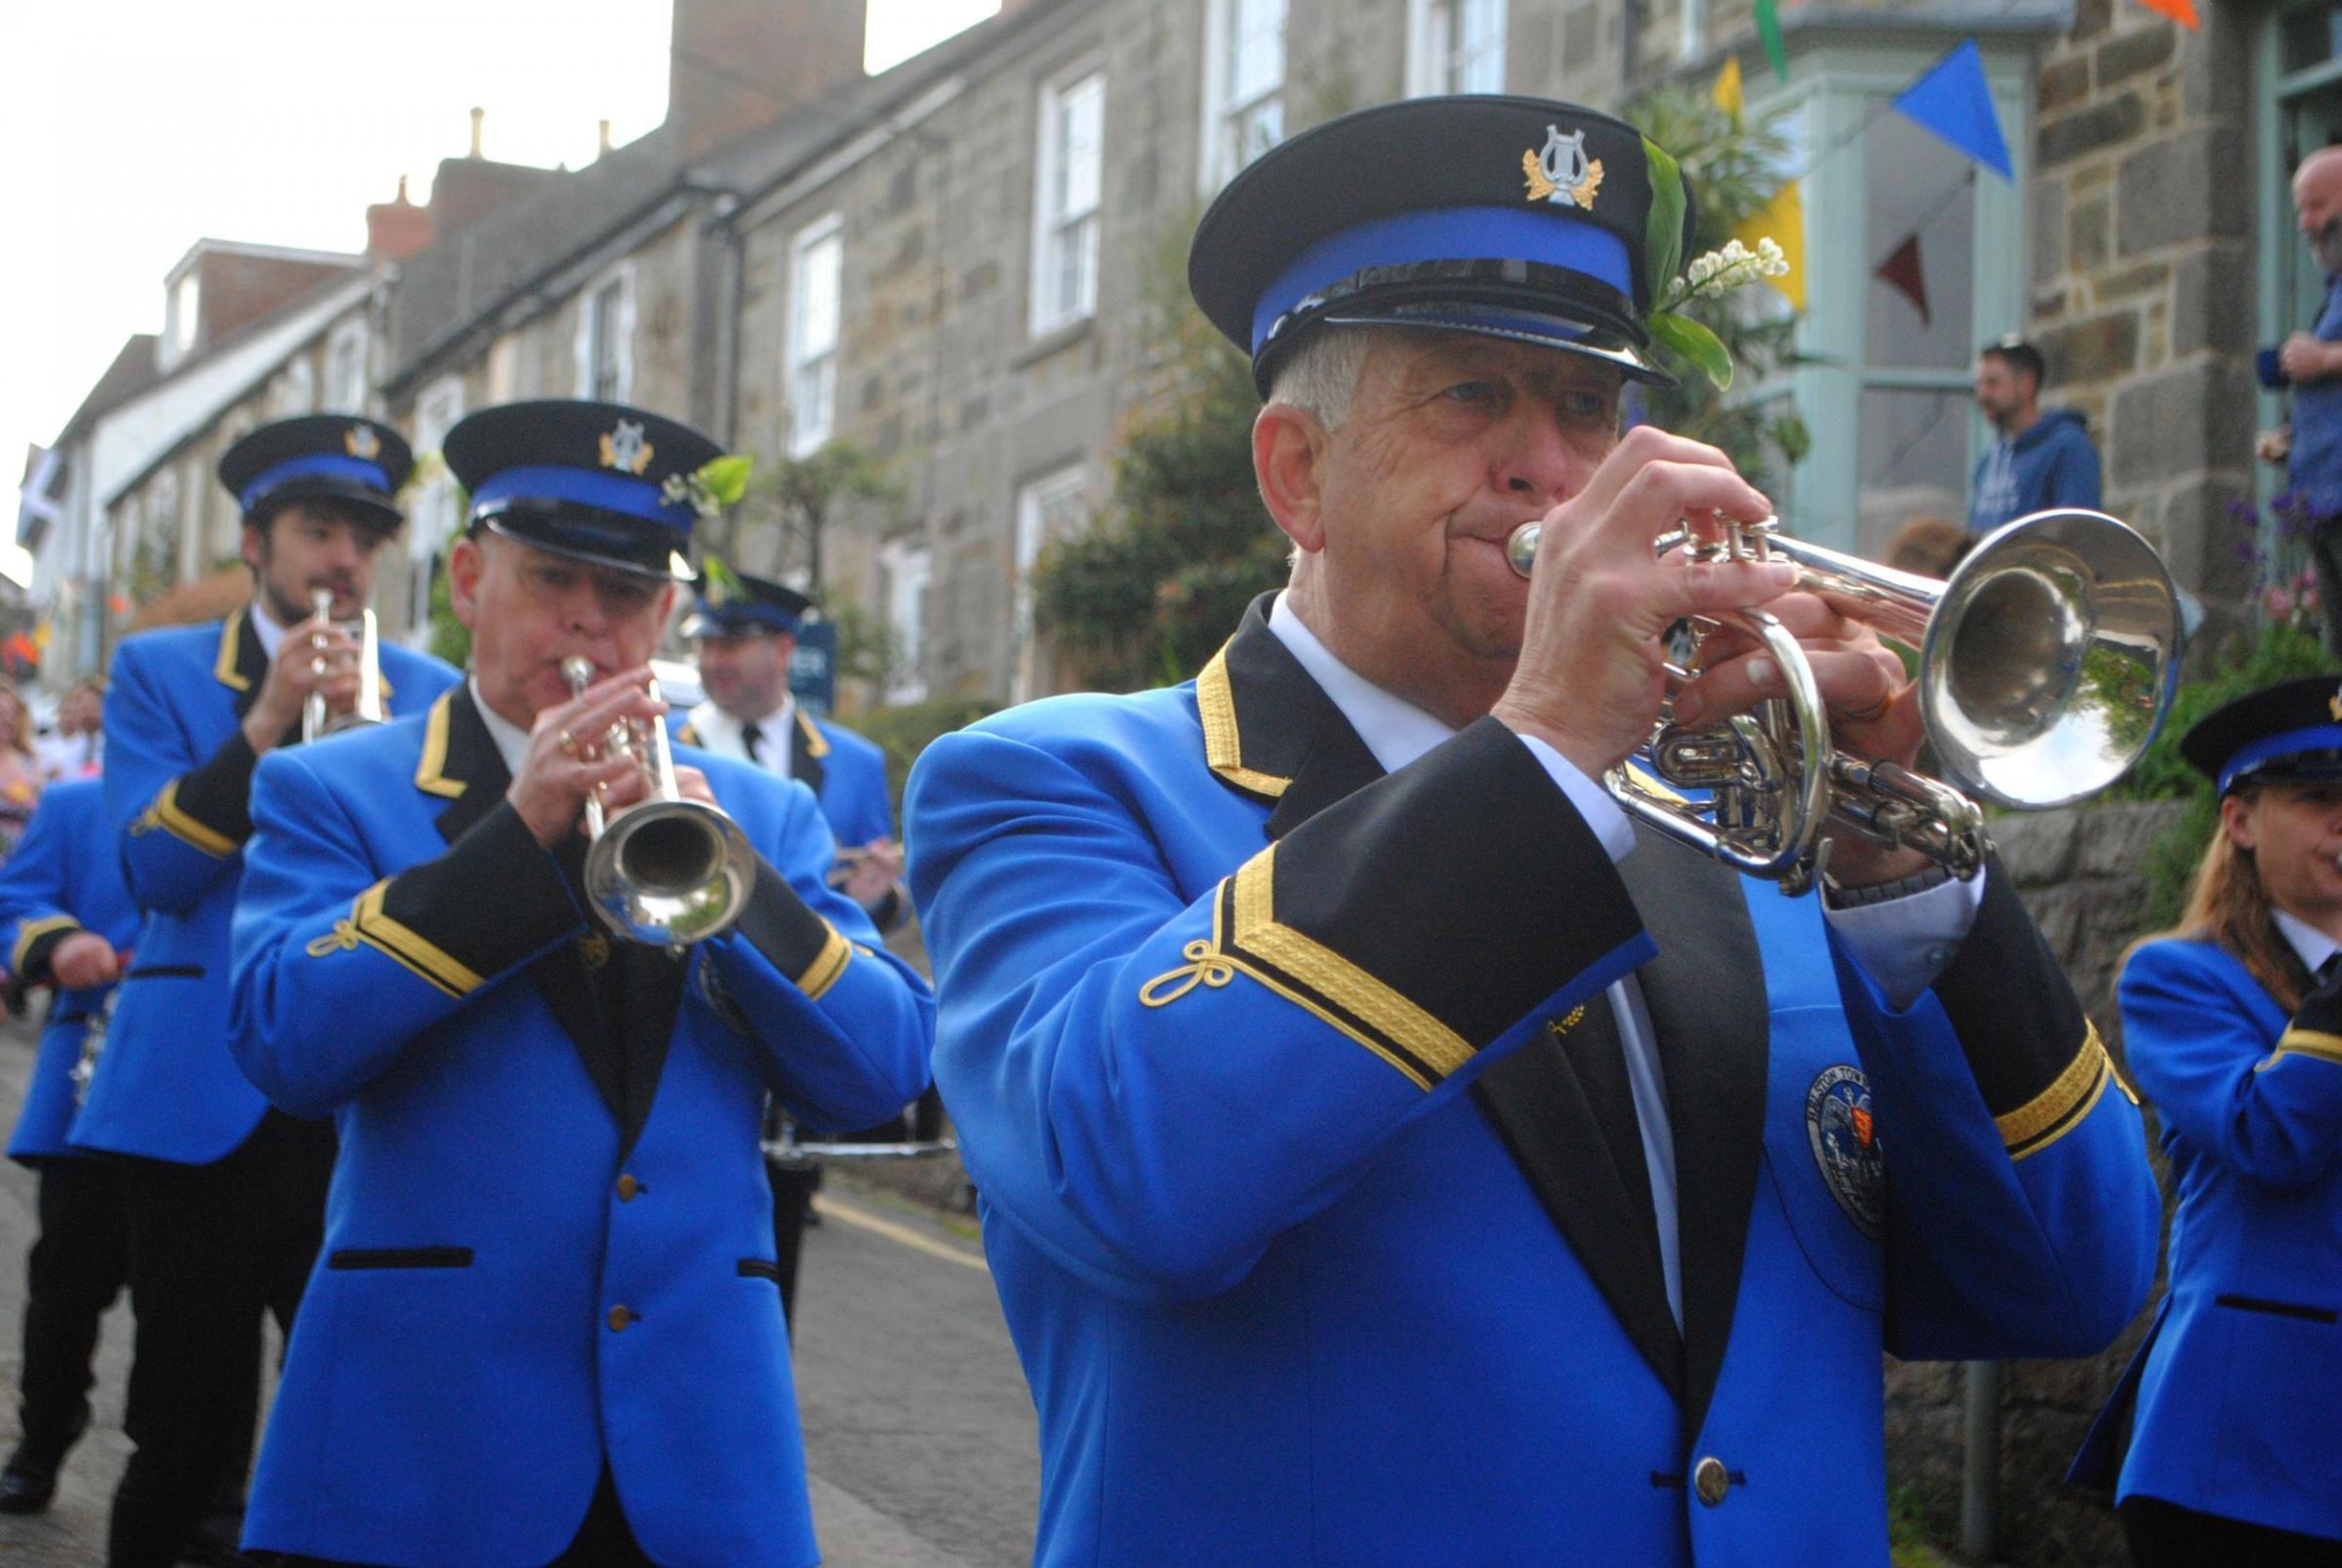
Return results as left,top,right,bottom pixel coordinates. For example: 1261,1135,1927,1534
1644,237,1791,392
660,454,754,520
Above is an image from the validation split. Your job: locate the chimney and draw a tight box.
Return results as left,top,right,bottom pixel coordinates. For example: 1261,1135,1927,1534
668,0,869,162
365,175,434,261
599,118,614,156
468,106,485,159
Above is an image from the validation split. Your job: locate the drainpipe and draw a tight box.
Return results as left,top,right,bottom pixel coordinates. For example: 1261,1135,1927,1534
1961,1359,2001,1563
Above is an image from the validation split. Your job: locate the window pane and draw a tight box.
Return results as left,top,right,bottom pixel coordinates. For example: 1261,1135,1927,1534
2283,4,2342,74
1855,386,1968,559
1063,76,1104,216
1454,0,1505,92
1230,0,1285,103
1863,111,1975,373
1236,97,1283,166
796,231,841,358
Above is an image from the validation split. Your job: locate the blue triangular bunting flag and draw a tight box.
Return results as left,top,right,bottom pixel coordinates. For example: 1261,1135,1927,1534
1891,40,2012,181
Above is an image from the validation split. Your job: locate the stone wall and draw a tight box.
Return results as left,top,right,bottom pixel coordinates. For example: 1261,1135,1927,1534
1883,798,2185,1567
2028,0,2259,629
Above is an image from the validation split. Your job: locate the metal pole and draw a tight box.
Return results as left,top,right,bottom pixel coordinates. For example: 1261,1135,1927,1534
1961,1358,2001,1563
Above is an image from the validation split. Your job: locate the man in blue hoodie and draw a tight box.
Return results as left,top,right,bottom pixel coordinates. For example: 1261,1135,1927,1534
1967,337,2102,535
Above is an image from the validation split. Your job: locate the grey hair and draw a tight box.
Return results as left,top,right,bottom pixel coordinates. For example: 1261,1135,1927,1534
1267,328,1373,429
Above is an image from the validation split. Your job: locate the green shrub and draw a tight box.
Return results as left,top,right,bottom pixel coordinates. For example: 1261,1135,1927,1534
855,694,1003,818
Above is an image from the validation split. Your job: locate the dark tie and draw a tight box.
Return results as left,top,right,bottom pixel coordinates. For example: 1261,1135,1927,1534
740,721,765,766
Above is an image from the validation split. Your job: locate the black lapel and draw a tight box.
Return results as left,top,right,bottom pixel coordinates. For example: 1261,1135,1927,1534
790,711,828,797
1196,596,1383,839
425,689,624,1121
222,611,270,722
1474,1004,1684,1397
613,944,686,1158
1617,823,1768,1439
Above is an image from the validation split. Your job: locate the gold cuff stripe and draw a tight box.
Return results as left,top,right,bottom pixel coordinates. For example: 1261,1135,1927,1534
214,611,251,692
2261,1029,2342,1071
142,782,239,859
796,925,853,1001
1196,646,1291,799
11,916,80,977
1997,1022,2114,1161
413,694,466,798
332,881,483,998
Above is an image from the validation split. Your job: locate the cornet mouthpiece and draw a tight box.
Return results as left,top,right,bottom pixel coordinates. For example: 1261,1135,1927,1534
1506,521,1542,580
560,656,596,692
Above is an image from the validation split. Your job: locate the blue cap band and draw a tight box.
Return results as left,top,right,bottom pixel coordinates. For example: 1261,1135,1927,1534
2220,723,2342,793
1250,205,1634,355
239,454,390,514
692,601,801,635
468,465,692,532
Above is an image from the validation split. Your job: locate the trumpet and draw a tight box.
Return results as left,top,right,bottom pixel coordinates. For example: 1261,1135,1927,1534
1504,508,2180,895
300,587,386,743
560,656,754,946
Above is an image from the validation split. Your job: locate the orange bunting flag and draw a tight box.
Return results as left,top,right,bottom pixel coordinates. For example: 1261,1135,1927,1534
2130,0,2199,27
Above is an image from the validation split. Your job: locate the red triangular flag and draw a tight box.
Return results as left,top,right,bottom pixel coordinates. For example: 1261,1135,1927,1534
1875,233,1929,326
2132,0,2199,29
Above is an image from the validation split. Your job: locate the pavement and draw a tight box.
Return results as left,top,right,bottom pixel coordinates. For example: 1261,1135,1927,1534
0,1010,1040,1566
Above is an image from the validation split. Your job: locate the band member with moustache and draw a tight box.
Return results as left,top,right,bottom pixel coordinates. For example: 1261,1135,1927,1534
906,98,2160,1564
0,777,139,1513
678,563,905,926
2072,678,2342,1565
86,415,462,1567
226,399,934,1568
677,562,917,1323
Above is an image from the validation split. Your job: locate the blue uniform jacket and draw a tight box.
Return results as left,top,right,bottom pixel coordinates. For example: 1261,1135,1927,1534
228,687,934,1568
82,610,460,1164
680,703,894,850
906,600,2160,1567
0,779,141,1163
2070,938,2342,1542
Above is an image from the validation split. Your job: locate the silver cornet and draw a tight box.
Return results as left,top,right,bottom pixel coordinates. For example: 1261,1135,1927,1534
560,656,754,945
1505,508,2180,895
300,587,385,744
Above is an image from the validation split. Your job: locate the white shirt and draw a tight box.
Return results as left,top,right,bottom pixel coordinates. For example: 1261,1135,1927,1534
687,697,795,783
250,598,290,661
470,677,534,782
2274,908,2339,978
1265,591,1980,1325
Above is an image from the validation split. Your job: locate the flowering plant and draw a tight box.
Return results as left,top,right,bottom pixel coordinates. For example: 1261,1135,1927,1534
1644,238,1792,392
2232,489,2322,632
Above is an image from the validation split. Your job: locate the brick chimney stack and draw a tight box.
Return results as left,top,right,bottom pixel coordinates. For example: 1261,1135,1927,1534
365,175,434,261
668,0,869,162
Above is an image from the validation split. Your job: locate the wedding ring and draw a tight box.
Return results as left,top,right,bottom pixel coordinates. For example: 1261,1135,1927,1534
558,730,579,756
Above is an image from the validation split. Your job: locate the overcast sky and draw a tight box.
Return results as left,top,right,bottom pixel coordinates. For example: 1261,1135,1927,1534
0,0,999,583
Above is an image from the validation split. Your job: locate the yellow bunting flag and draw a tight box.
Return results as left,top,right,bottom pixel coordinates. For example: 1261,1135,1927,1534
1714,55,1745,117
1737,181,1807,312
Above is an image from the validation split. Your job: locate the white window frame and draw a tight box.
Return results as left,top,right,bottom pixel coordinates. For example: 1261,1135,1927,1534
787,215,844,458
1031,65,1108,336
1406,0,1508,97
325,318,370,411
879,538,932,704
1012,463,1091,703
574,262,636,403
1198,0,1286,192
272,357,317,419
163,272,200,368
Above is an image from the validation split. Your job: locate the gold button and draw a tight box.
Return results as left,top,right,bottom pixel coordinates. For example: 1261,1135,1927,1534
615,1174,642,1201
1693,1456,1730,1507
607,1306,633,1332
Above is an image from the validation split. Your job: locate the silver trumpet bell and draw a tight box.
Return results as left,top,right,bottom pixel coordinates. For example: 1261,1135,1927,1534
560,657,756,945
302,587,388,743
1505,508,2181,895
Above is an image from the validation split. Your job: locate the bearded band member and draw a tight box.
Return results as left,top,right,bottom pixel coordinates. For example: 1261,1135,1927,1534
89,415,461,1567
905,97,2160,1564
226,399,933,1567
